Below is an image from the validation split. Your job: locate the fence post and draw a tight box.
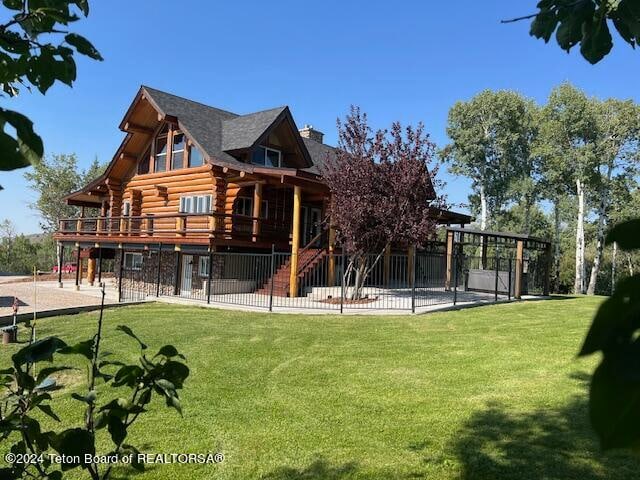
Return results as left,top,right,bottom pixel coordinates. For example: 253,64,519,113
269,244,275,312
494,257,500,302
207,251,214,304
411,245,417,313
453,253,458,306
156,243,163,297
117,248,124,302
340,252,345,314
508,259,512,300
57,243,64,288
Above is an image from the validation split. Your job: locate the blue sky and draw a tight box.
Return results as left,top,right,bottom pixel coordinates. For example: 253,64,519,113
1,0,639,234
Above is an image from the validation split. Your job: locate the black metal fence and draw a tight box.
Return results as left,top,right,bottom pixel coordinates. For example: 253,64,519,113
119,248,547,312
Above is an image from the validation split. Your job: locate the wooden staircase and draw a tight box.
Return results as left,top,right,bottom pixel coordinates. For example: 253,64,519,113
256,248,326,297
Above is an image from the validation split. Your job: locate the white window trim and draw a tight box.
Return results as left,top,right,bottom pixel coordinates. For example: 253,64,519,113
124,252,143,271
171,133,185,168
179,194,212,214
122,200,131,217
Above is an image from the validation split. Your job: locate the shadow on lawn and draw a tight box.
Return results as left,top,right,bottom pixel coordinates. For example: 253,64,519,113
261,457,358,479
452,393,640,479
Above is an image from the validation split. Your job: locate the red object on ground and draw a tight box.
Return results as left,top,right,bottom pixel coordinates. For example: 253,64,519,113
52,262,77,273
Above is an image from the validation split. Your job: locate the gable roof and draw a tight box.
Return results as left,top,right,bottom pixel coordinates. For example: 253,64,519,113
301,137,336,175
221,107,286,151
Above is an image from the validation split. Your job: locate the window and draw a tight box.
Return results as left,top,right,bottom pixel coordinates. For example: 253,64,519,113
199,256,210,278
155,135,167,172
138,147,150,174
179,194,212,214
171,132,185,169
234,197,268,218
251,146,282,167
124,252,143,270
122,201,131,216
189,145,204,167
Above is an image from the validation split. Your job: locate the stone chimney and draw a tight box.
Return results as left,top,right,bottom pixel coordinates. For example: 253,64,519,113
299,124,324,144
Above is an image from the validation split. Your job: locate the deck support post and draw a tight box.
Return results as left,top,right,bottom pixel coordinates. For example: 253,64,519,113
74,244,81,290
252,183,263,241
289,186,302,298
327,225,336,287
117,248,124,302
445,230,454,291
87,257,96,286
515,239,524,299
207,249,214,304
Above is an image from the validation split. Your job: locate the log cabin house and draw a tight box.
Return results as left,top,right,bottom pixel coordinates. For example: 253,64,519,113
54,86,529,305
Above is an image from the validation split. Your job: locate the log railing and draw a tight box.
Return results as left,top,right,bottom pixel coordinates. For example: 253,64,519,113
57,213,292,243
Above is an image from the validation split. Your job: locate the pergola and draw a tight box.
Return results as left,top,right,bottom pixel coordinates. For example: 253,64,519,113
444,226,552,298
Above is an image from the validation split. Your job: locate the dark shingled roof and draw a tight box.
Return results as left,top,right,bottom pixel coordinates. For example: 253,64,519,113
141,86,329,174
222,107,287,151
301,137,335,175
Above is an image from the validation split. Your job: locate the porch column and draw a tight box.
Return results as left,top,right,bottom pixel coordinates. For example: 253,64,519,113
289,186,302,297
327,224,336,287
87,257,96,286
57,243,64,288
383,244,391,287
445,230,454,291
514,239,524,299
252,183,263,240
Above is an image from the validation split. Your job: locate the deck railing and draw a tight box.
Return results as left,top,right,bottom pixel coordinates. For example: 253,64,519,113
57,213,292,244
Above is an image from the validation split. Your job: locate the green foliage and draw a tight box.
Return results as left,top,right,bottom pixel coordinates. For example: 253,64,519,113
0,0,102,187
525,0,640,64
0,295,189,479
0,220,57,274
579,219,640,450
23,154,106,232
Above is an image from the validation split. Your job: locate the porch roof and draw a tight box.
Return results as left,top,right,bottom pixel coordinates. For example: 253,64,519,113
445,226,551,250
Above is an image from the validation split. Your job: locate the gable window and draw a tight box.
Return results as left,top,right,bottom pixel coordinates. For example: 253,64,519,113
234,197,268,218
179,194,212,214
154,134,168,172
199,256,210,278
138,146,150,174
124,252,143,270
171,132,185,169
251,146,282,167
189,145,204,167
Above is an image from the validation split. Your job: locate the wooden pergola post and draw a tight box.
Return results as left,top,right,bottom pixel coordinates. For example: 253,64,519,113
75,244,81,291
407,245,416,286
87,256,96,286
514,239,524,299
289,186,302,297
252,183,263,241
445,230,454,291
543,241,552,296
327,224,336,287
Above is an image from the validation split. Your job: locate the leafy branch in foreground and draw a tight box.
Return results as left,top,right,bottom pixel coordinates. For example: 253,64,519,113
503,0,640,64
0,287,189,479
579,219,640,450
0,0,103,187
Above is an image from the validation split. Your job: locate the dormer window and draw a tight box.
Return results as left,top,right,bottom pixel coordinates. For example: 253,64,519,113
136,124,206,175
154,127,168,172
251,146,282,167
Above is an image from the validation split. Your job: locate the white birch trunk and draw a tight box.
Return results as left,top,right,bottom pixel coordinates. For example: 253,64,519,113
574,179,586,294
587,193,607,295
627,253,634,277
611,242,617,296
553,199,561,292
479,184,488,231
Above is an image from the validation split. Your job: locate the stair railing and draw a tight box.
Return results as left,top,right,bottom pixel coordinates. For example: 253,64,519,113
296,217,330,278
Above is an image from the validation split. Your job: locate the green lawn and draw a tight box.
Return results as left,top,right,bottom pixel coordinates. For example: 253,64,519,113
2,297,639,480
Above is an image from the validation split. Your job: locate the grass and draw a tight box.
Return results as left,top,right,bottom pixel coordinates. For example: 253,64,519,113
2,296,639,479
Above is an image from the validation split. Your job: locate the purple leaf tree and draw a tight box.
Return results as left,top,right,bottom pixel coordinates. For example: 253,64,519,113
322,106,447,299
